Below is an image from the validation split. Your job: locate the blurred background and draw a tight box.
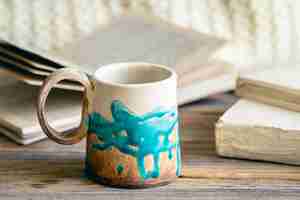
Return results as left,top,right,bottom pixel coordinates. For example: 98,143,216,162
0,0,299,71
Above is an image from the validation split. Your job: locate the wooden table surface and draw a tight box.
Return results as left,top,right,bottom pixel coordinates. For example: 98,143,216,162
1,94,300,200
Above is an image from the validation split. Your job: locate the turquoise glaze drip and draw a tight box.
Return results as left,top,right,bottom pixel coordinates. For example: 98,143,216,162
87,100,181,180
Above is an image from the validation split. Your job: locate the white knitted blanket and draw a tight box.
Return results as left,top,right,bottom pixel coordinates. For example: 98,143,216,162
0,0,298,70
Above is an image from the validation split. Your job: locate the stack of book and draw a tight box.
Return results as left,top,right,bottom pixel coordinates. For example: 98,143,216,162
216,67,300,165
0,77,81,145
0,13,237,144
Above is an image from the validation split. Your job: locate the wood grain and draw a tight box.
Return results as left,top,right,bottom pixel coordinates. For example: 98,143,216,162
1,94,300,199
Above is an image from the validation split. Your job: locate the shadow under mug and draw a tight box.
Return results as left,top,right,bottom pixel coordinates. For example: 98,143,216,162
37,62,181,188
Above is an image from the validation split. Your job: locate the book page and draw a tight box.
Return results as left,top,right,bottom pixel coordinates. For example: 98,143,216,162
220,99,300,130
59,14,226,75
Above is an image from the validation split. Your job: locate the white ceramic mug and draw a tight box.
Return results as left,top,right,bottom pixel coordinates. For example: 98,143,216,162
37,62,181,188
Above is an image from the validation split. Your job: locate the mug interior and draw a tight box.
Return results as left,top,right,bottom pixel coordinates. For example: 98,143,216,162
94,63,174,86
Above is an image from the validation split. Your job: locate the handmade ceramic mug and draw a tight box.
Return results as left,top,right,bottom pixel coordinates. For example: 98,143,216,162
37,62,181,188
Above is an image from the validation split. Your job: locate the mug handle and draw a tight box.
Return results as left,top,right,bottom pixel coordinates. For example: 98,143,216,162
37,68,94,145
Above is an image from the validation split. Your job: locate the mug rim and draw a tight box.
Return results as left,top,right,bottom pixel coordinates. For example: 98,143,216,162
94,62,177,88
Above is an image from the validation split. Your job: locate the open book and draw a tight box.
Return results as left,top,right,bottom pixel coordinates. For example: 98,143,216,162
0,13,236,105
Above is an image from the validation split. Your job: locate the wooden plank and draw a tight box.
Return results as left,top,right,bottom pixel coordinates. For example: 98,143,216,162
2,190,300,200
1,93,300,199
1,136,300,199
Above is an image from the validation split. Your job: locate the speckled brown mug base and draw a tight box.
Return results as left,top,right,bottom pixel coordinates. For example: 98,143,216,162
85,132,181,188
85,171,177,189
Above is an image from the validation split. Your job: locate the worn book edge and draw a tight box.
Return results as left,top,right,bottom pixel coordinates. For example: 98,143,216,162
236,77,300,112
215,99,300,165
0,125,46,145
215,121,300,165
